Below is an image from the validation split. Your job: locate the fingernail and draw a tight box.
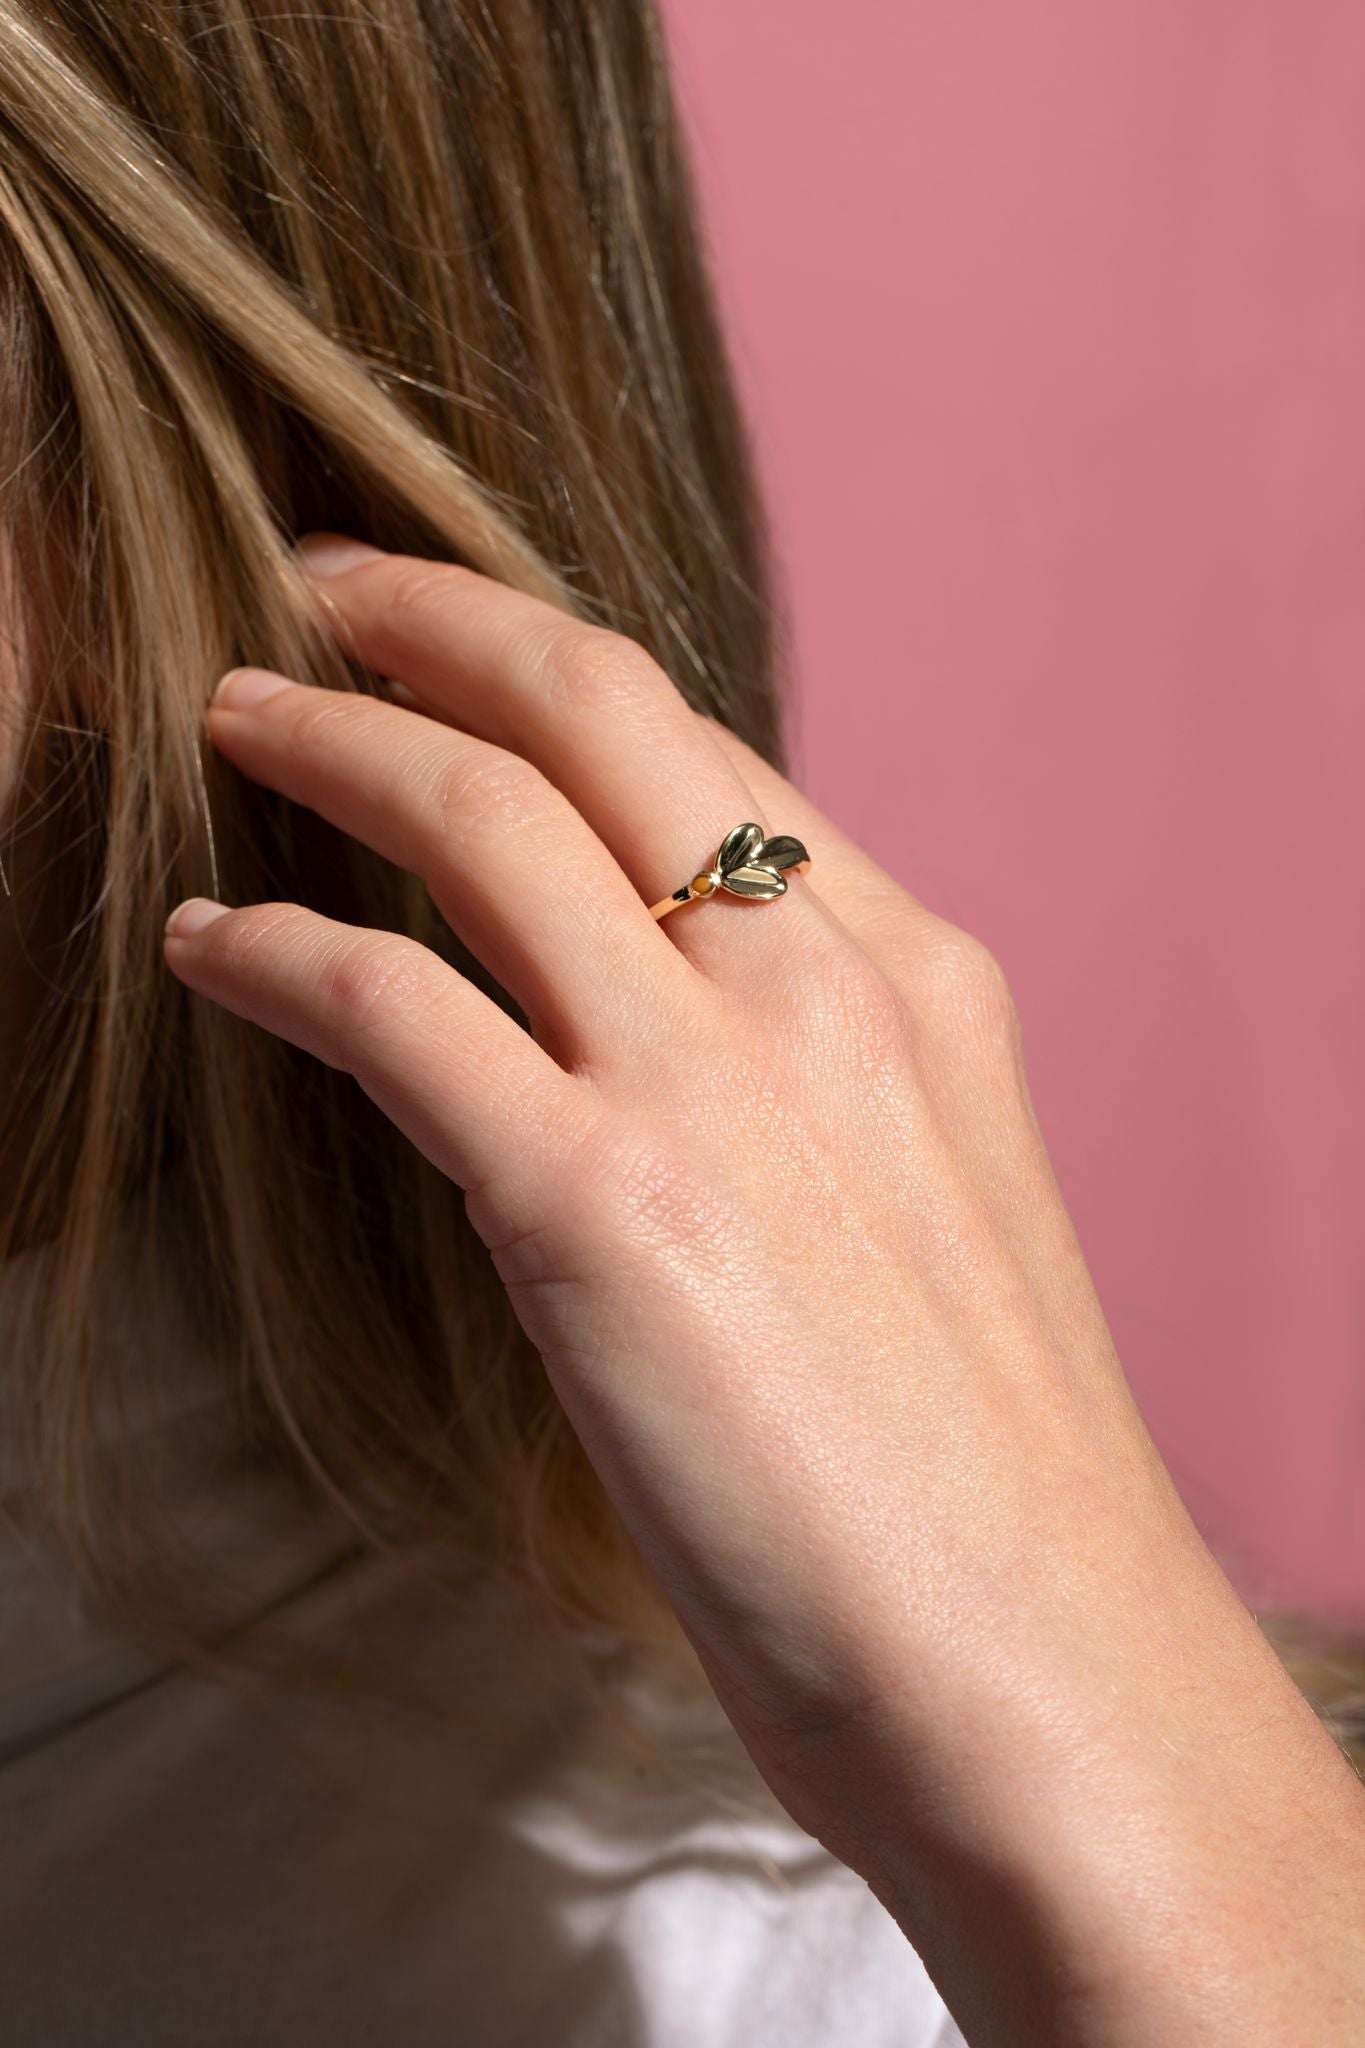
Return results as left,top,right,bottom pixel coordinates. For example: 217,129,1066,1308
212,667,293,710
165,897,230,940
295,532,384,579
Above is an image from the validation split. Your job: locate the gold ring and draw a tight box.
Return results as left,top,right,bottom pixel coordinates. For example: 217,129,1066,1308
648,821,812,920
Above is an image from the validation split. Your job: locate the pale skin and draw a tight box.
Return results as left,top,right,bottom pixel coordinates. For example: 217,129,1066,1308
159,534,1365,2046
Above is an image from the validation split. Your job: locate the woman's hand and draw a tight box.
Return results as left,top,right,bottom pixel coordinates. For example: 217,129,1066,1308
164,537,1365,2046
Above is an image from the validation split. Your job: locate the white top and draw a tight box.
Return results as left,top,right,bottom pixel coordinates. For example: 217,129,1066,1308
0,1219,965,2046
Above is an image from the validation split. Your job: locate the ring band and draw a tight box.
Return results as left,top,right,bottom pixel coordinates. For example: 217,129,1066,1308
648,821,812,920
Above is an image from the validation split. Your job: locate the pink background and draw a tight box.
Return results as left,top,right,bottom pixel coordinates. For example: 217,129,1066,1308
661,2,1365,1618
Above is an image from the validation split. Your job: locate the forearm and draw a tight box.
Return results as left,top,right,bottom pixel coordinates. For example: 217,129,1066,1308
789,1459,1365,2045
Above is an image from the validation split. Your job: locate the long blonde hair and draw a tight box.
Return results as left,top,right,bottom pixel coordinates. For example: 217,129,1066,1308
0,0,1360,1780
0,0,776,1671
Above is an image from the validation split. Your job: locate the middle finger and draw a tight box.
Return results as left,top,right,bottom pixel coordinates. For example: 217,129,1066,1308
293,541,842,977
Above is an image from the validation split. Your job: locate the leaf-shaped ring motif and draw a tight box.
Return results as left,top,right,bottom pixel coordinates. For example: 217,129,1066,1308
715,822,765,876
647,821,812,919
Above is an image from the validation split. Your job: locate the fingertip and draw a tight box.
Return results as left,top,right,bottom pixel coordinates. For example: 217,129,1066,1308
165,897,231,941
295,533,386,581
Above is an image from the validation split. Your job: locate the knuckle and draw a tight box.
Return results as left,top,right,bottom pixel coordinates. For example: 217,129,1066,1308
283,687,363,751
430,744,553,841
320,932,429,1042
922,926,1021,1044
541,624,666,721
832,947,907,1039
799,945,908,1067
381,556,465,636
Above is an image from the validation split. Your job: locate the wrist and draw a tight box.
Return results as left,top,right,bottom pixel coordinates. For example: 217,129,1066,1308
771,1470,1365,2045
